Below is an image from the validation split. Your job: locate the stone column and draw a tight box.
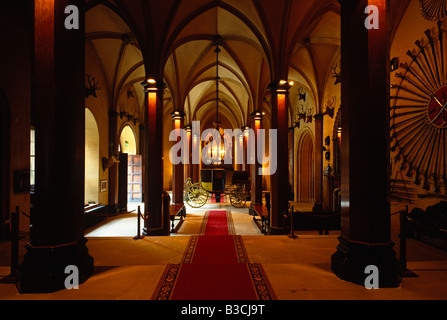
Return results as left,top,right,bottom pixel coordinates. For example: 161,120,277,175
184,124,192,180
250,111,263,205
269,81,292,235
171,110,185,205
288,127,295,201
331,0,401,288
192,127,200,183
18,0,94,293
108,110,119,212
313,113,324,210
243,126,250,174
141,79,168,236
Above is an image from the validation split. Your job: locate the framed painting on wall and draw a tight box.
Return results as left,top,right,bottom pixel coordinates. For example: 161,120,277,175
100,180,107,193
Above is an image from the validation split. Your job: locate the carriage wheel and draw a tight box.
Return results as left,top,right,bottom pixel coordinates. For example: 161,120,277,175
229,191,246,208
185,185,209,208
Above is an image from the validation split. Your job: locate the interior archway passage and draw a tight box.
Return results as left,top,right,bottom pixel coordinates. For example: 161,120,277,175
390,20,447,193
297,133,314,203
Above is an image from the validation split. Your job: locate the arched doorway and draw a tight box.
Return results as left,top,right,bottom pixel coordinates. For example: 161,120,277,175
119,124,137,155
118,124,142,209
85,108,100,205
297,132,314,203
0,90,10,240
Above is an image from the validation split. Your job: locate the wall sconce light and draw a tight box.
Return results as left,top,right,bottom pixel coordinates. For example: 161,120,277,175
170,109,184,120
250,111,264,120
276,80,293,93
337,126,342,139
142,78,160,92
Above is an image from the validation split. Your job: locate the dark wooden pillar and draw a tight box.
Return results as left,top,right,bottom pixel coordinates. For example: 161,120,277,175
192,130,200,183
331,0,401,288
18,0,94,293
142,79,168,236
234,129,244,172
269,81,291,235
184,124,192,180
250,112,263,205
288,127,294,201
313,114,324,210
243,126,250,174
171,110,185,205
108,110,119,212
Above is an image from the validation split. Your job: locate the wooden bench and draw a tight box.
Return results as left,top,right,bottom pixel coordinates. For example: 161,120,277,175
287,210,340,235
84,203,107,214
83,203,108,230
249,204,270,234
170,203,186,233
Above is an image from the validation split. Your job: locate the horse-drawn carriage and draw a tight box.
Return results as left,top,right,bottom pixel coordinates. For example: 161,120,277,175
184,169,249,208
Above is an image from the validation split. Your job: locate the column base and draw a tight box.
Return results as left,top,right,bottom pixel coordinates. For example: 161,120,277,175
16,238,94,293
143,227,170,236
269,226,286,235
331,235,401,288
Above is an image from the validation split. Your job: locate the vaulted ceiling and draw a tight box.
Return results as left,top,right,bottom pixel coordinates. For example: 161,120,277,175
85,0,409,129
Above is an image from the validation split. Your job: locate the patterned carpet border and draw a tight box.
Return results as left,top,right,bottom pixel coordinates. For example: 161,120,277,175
226,210,236,235
233,235,248,263
247,263,277,300
152,263,182,300
199,211,209,235
181,235,198,264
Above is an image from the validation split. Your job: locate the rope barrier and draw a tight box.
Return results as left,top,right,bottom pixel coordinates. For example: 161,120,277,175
293,211,340,218
20,211,30,218
86,210,132,217
391,209,405,216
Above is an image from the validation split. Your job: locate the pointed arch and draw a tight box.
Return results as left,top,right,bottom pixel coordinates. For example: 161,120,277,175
295,128,315,203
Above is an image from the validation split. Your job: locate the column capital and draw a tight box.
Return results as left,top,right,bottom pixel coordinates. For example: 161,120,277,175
141,78,166,92
269,80,294,94
108,110,119,119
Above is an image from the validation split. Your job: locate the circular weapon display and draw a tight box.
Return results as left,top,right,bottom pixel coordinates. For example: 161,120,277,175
390,20,447,193
419,0,447,21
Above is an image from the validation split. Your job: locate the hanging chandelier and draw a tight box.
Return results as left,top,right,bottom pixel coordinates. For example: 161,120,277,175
208,35,225,162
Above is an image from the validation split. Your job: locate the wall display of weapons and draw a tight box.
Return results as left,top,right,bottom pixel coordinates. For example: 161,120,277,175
391,19,447,195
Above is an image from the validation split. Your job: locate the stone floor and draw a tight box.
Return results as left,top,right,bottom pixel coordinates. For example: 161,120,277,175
1,201,447,301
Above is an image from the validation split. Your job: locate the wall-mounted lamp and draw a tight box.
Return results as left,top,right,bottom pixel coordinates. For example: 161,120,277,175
170,109,184,120
337,126,342,139
250,110,264,121
142,78,162,92
276,80,294,92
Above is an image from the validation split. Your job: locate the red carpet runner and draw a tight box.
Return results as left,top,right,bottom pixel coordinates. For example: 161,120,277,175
153,210,275,300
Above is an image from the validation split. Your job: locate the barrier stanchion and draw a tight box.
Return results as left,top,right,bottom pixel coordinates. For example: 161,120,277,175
11,206,19,277
285,204,297,239
400,205,418,278
133,206,145,240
